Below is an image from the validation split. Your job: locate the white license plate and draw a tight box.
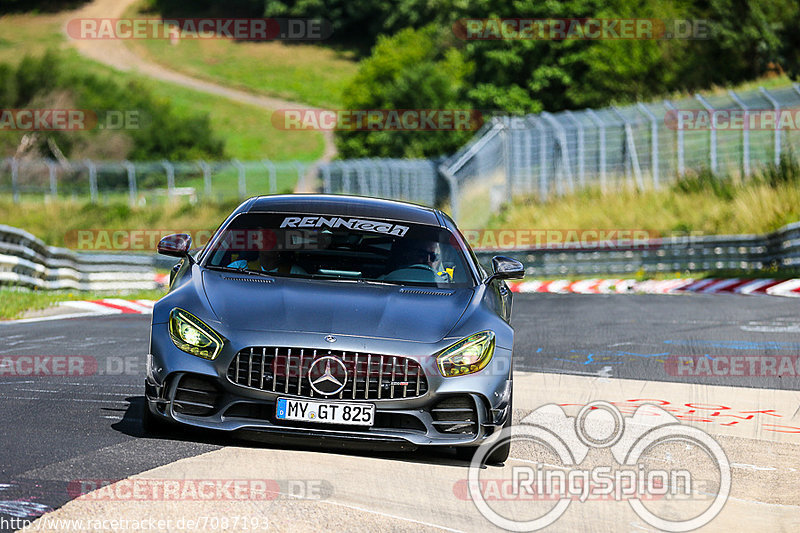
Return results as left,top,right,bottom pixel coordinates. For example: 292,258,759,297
276,398,375,426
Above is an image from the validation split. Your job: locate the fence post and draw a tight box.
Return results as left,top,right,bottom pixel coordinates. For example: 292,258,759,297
295,162,305,193
500,119,513,204
564,111,585,188
85,159,98,203
378,160,390,198
695,94,717,173
402,161,412,201
262,160,277,193
319,163,331,194
161,160,175,199
664,100,684,176
728,90,750,177
344,163,353,192
197,160,211,197
230,159,245,198
636,103,659,188
759,87,781,166
46,160,58,198
439,163,460,222
611,106,644,190
527,117,547,200
585,109,607,193
123,161,137,206
10,158,19,203
356,161,369,196
541,112,574,196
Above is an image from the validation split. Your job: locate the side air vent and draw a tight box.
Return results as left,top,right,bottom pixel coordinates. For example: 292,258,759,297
431,395,478,435
173,374,222,416
222,276,274,283
399,288,454,296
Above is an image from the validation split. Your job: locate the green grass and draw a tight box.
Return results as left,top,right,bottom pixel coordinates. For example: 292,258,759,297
0,11,324,162
0,12,64,65
0,288,166,320
125,1,358,109
491,157,800,237
0,197,245,247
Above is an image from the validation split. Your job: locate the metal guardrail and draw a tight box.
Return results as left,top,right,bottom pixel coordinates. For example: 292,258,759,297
0,225,160,291
473,222,800,277
3,218,800,291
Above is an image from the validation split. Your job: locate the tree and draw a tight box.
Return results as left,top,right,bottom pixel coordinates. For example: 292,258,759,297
336,26,474,158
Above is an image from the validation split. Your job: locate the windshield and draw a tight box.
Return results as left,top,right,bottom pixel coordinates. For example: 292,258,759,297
203,212,475,288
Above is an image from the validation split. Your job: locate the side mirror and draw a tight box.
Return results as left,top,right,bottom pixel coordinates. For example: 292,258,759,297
157,233,192,258
484,255,524,284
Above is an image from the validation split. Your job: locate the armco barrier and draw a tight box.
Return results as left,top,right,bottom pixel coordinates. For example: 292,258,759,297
2,220,800,291
472,221,800,277
0,225,160,291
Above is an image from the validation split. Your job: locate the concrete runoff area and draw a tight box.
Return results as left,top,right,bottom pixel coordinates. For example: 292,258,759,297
23,371,800,532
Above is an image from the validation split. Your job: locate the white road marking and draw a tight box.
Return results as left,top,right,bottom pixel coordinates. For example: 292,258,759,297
0,396,129,404
312,498,464,533
731,463,778,471
0,311,110,324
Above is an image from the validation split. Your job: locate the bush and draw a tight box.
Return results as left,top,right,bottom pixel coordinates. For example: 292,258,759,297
672,168,735,200
0,51,225,161
336,26,474,159
756,152,800,188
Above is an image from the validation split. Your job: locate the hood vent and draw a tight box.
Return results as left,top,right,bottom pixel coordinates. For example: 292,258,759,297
399,288,454,296
222,276,274,284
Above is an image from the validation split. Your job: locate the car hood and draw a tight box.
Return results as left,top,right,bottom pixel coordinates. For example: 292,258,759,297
201,270,474,343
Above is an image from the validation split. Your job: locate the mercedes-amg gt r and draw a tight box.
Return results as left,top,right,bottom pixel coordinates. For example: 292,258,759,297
145,194,523,462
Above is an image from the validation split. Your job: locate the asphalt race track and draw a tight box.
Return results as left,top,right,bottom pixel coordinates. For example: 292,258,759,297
1,293,799,532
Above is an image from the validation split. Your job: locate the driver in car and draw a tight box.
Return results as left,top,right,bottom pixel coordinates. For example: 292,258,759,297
404,242,451,282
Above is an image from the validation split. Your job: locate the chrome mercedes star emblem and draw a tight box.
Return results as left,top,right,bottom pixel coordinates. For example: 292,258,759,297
308,356,347,395
324,335,337,343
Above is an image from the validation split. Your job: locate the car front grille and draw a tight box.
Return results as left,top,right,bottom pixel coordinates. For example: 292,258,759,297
227,347,429,400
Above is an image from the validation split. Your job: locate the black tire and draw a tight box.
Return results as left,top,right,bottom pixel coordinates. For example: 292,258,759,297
142,402,173,436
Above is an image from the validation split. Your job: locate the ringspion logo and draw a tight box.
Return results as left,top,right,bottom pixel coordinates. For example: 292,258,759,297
465,401,730,531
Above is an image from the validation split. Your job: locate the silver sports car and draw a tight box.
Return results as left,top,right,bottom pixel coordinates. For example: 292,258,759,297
145,194,523,462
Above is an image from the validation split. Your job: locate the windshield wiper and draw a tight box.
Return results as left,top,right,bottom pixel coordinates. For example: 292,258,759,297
204,265,273,278
356,279,407,286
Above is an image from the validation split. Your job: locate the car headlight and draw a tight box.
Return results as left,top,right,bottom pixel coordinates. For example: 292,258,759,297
168,308,224,360
436,331,495,377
